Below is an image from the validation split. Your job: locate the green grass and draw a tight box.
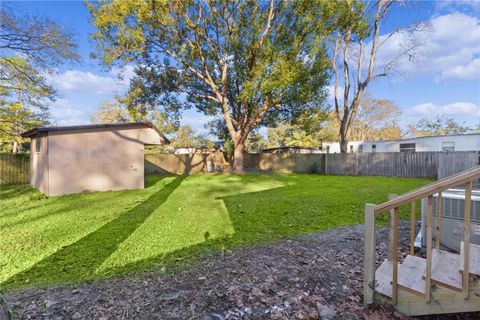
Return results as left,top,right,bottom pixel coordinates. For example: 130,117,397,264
0,173,432,291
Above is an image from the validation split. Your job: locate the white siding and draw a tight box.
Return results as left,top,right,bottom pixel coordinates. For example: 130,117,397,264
321,134,480,153
321,141,364,153
362,134,480,152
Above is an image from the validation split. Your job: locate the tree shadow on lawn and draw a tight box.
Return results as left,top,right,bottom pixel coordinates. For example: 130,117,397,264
2,177,169,229
214,174,426,244
0,185,36,201
2,175,186,290
66,174,418,279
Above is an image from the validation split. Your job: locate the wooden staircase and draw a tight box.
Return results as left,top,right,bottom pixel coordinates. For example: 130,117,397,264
363,166,480,316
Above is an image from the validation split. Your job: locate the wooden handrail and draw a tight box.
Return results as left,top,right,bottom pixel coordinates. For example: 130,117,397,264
425,195,433,302
463,181,473,298
374,166,480,214
364,165,479,306
435,192,442,249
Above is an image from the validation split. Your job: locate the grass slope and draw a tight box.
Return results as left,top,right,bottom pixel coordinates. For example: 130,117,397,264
0,174,431,290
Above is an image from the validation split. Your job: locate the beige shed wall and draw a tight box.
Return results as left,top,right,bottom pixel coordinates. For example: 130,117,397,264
30,135,49,194
43,127,159,196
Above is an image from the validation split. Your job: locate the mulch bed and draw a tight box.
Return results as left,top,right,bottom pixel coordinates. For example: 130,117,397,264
3,223,480,319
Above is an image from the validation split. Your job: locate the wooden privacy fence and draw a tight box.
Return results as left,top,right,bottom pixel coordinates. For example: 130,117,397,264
2,151,479,184
146,151,479,179
0,153,29,185
324,152,439,178
437,152,480,179
145,153,209,175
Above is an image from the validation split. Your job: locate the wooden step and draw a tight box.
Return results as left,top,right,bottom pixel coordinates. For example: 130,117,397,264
375,259,393,298
425,249,462,291
376,281,480,316
375,255,427,298
397,255,426,297
459,241,480,277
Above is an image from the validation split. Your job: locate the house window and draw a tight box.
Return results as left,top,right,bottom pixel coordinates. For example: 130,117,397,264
326,146,330,154
399,143,416,152
35,137,41,153
358,145,363,153
349,145,354,153
442,142,455,152
372,144,376,153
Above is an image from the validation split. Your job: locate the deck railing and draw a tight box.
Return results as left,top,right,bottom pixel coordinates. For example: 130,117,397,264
364,166,480,305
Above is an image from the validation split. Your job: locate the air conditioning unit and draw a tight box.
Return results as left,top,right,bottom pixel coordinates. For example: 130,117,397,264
420,188,480,252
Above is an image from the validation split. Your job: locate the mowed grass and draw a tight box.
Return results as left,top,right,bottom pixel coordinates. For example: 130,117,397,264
0,174,431,290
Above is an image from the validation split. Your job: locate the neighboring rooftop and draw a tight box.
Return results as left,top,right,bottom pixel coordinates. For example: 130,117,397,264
21,122,170,143
363,133,480,144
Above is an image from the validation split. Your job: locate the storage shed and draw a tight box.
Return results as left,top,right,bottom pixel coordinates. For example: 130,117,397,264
21,122,169,196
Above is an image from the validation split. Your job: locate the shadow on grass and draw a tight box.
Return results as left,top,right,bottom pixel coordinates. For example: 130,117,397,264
2,177,167,229
0,185,40,201
2,174,430,291
2,175,186,290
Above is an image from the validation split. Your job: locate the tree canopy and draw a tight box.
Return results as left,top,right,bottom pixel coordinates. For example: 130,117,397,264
87,0,342,171
0,7,78,152
407,116,471,138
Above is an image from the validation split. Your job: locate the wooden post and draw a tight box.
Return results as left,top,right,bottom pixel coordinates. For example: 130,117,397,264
435,192,442,249
392,206,399,305
463,181,472,299
410,200,416,255
425,195,433,302
387,194,398,261
364,204,376,305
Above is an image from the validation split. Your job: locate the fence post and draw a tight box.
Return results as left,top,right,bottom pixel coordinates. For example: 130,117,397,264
364,203,376,305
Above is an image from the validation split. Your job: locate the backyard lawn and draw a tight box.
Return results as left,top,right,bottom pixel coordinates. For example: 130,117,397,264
0,173,431,291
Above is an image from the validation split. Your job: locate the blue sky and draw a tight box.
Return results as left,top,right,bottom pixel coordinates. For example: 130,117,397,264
8,0,480,136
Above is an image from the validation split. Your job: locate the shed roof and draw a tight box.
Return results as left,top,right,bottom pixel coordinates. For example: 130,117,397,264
21,122,170,144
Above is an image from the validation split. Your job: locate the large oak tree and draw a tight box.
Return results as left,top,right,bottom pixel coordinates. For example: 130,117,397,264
87,0,342,171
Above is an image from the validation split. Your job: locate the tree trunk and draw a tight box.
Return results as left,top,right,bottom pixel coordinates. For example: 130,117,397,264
233,141,246,173
339,125,348,153
12,141,18,154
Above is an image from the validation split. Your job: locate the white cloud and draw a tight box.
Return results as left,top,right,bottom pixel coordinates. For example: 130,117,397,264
49,98,89,126
436,57,480,81
45,65,135,96
375,12,480,81
410,102,480,118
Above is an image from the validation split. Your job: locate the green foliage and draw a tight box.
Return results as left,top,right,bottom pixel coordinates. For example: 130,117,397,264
171,125,212,148
0,7,78,152
245,132,268,153
0,57,52,152
325,94,403,143
267,109,332,148
171,125,196,147
91,98,179,136
407,115,471,138
87,0,342,168
222,138,235,162
0,174,431,290
91,100,131,124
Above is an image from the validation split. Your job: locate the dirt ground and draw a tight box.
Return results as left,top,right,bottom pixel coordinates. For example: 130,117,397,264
3,223,480,319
